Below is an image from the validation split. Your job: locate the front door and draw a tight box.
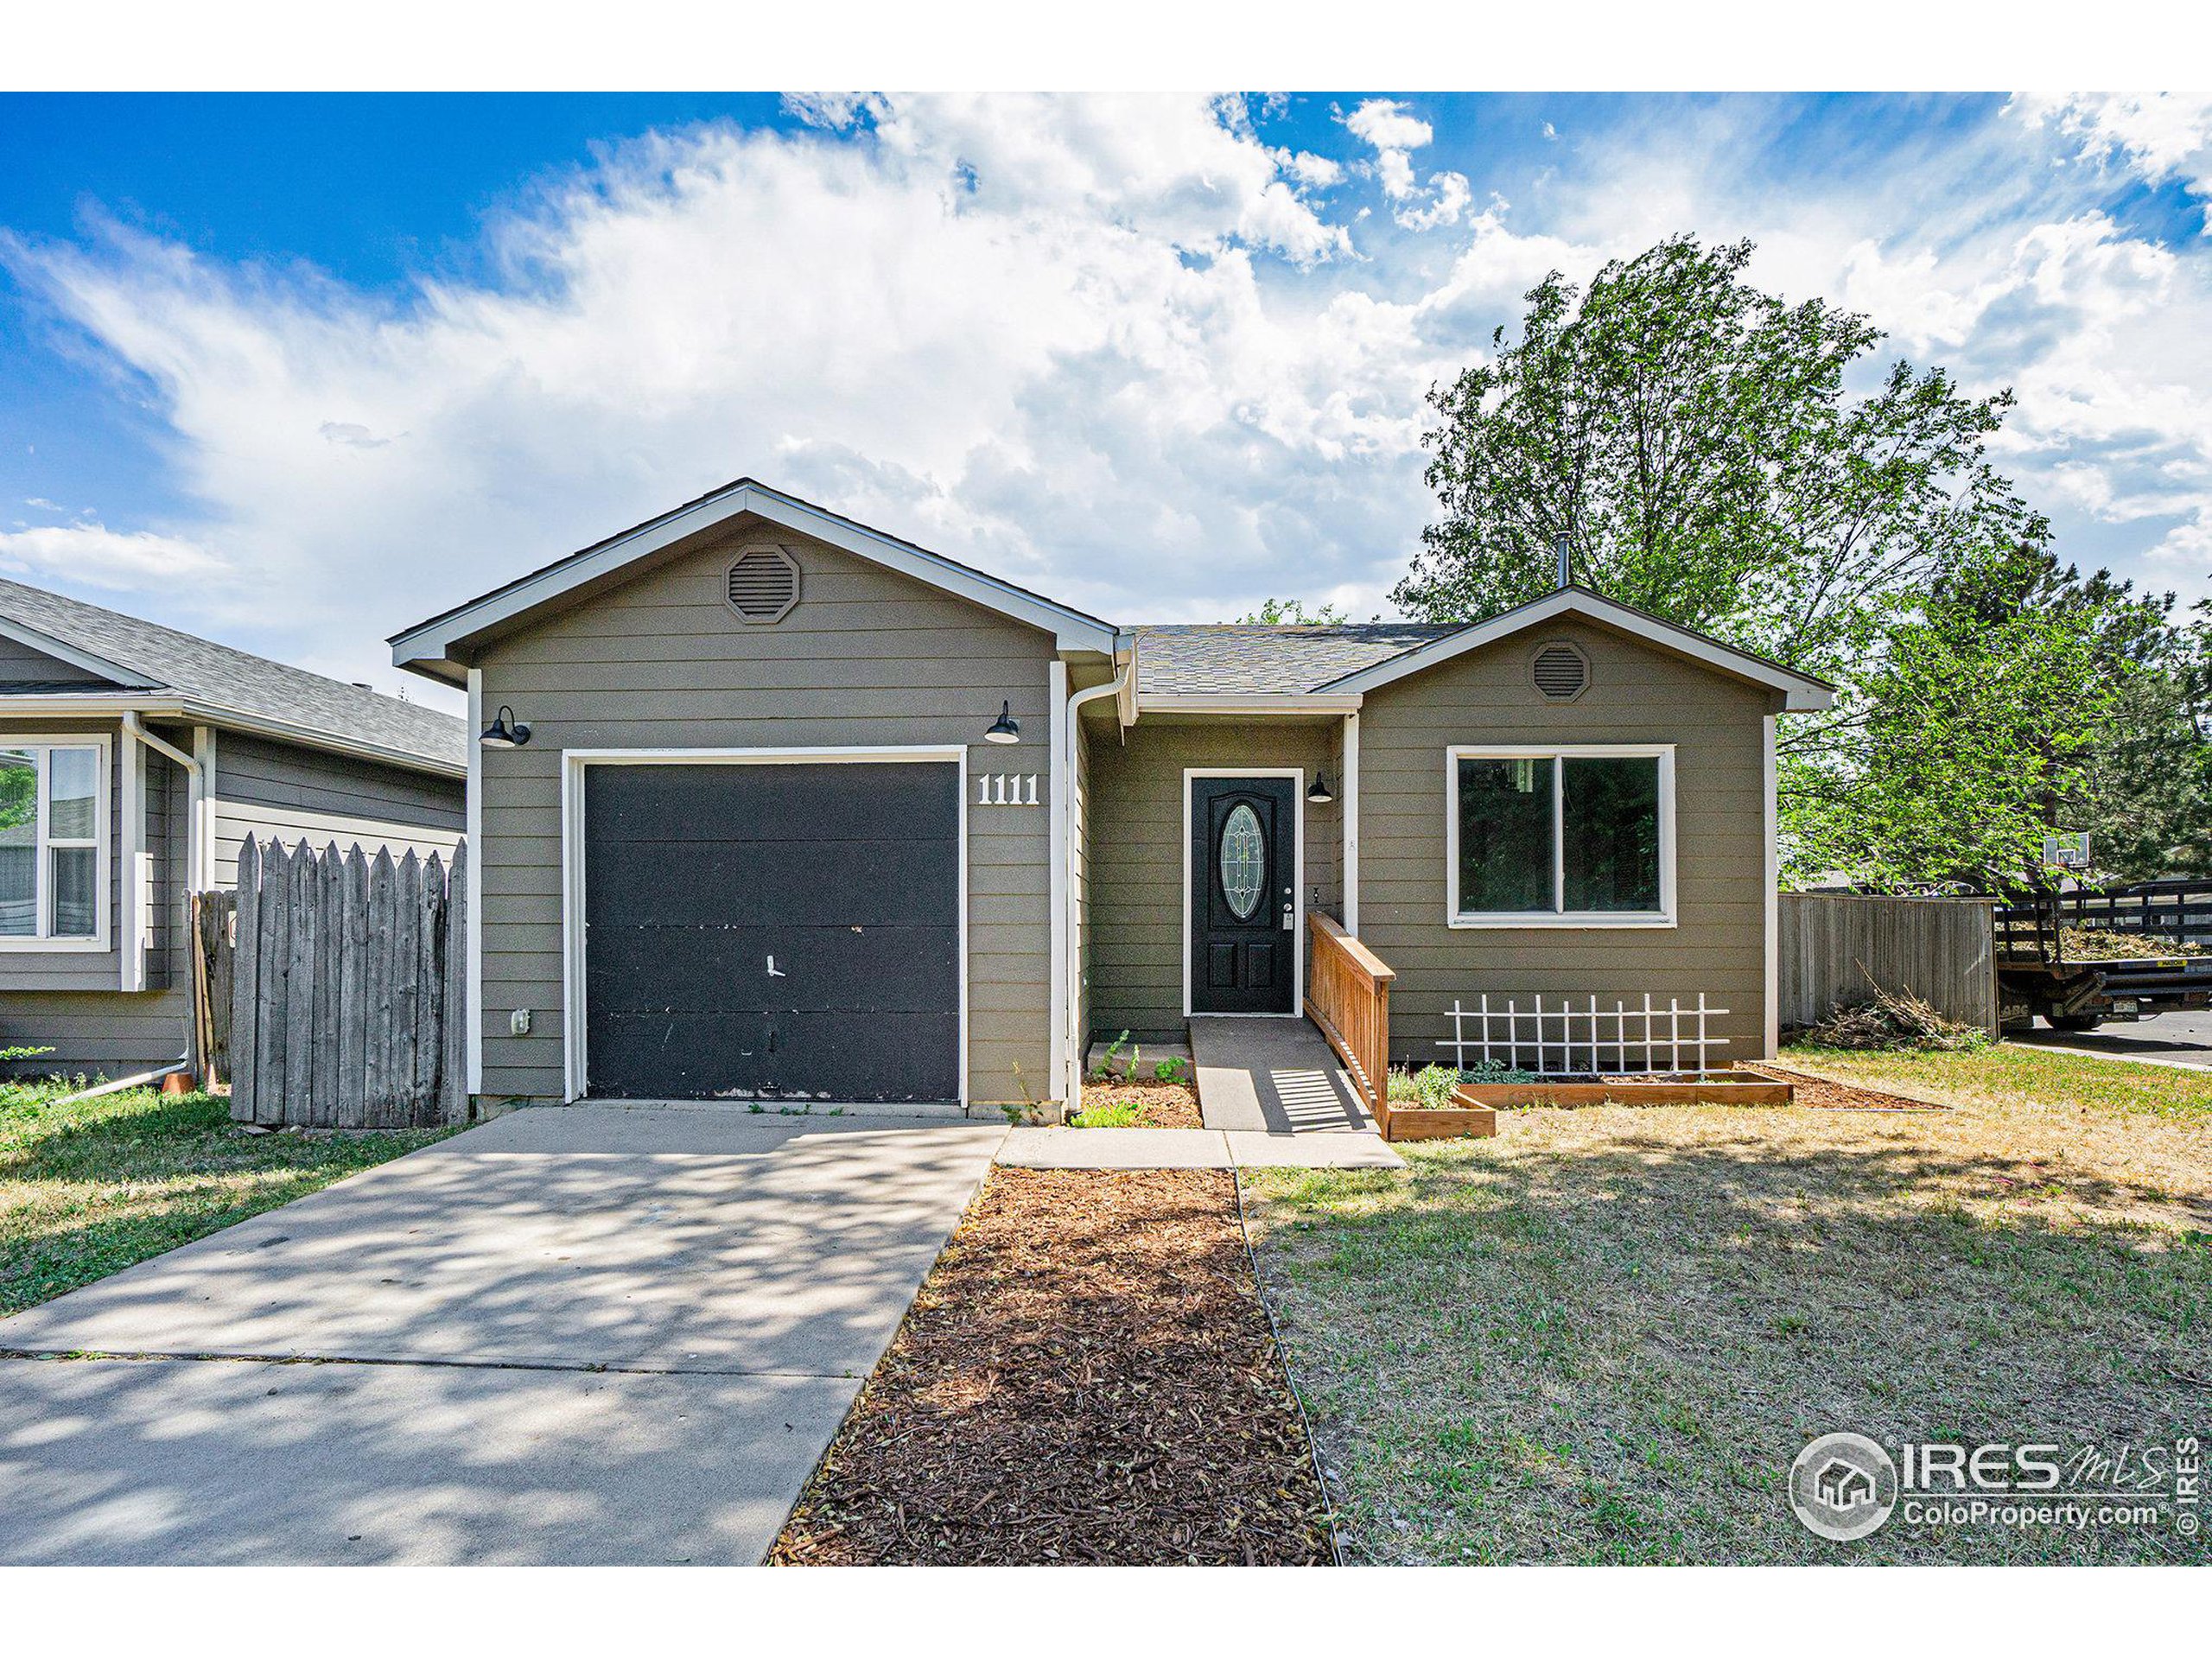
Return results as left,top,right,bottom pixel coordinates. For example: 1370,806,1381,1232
1189,775,1296,1014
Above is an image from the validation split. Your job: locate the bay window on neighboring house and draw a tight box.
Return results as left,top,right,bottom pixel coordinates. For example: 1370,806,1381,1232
1446,745,1675,927
0,740,108,947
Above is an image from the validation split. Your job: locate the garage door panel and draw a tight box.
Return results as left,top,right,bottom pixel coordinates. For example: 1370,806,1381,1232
587,839,957,929
583,760,963,1103
587,762,961,844
587,923,960,1013
589,1011,961,1103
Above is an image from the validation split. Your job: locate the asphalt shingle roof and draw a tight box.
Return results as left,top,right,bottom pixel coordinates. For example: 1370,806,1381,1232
0,577,466,772
1132,622,1460,696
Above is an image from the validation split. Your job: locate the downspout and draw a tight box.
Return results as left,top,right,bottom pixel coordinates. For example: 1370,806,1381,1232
1063,645,1135,1102
122,713,206,1082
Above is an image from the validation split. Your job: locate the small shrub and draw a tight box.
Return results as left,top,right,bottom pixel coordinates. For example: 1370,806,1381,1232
1458,1058,1541,1084
1069,1101,1142,1129
1090,1029,1136,1082
1154,1057,1189,1084
1804,983,1990,1052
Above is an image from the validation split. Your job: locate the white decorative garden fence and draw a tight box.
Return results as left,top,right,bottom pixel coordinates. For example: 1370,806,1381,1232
1436,993,1731,1076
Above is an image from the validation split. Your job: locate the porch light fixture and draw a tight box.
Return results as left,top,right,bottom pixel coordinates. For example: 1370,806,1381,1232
480,705,532,749
984,701,1020,745
1307,773,1334,804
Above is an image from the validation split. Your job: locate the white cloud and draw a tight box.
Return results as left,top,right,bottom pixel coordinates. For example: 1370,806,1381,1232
0,522,226,587
1339,98,1475,232
7,90,2212,689
3,96,1486,671
2013,92,2212,227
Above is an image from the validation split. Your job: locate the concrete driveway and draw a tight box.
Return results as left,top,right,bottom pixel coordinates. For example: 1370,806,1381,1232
0,1106,1003,1564
2012,1007,2212,1070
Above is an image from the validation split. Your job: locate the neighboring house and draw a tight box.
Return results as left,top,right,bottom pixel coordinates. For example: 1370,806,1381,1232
0,577,467,1080
391,478,1832,1116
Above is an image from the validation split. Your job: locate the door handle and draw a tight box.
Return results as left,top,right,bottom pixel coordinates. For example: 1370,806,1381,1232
1281,901,1294,931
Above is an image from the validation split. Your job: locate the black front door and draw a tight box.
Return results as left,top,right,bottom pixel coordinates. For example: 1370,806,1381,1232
1190,775,1296,1014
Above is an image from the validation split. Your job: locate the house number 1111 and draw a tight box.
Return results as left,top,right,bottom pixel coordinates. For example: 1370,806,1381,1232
976,773,1040,806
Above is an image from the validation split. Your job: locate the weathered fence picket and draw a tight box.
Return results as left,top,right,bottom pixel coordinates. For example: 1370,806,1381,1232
1777,892,1997,1039
214,835,468,1127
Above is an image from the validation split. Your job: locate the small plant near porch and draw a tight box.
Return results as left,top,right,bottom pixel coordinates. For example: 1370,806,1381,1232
1070,1079,1203,1129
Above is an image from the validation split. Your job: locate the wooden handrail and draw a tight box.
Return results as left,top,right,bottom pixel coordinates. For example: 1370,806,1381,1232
1305,911,1393,1121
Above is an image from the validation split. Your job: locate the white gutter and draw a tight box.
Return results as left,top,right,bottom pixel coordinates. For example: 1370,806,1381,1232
1063,652,1134,1102
6,693,464,780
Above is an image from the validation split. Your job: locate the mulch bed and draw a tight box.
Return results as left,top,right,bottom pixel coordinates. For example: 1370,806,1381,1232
1744,1064,1949,1112
1072,1079,1203,1128
767,1168,1332,1566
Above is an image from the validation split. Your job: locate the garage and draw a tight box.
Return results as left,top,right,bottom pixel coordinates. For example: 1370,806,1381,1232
579,755,963,1103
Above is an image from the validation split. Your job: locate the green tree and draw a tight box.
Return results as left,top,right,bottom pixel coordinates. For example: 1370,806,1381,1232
1236,597,1351,625
1402,234,2210,891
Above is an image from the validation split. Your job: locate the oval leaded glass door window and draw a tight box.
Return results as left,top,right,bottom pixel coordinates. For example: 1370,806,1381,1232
1218,802,1266,919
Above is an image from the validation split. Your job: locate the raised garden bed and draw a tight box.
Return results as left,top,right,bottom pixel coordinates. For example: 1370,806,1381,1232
1376,1072,1796,1141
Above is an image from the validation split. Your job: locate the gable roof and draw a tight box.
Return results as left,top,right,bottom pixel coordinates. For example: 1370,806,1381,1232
1134,623,1459,697
0,577,467,774
1317,588,1834,711
391,476,1126,683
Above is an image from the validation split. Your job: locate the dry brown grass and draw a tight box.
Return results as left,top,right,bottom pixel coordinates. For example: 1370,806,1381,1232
1243,1069,2210,1564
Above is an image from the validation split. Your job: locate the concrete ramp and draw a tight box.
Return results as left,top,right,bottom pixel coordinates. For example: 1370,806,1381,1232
1189,1016,1378,1135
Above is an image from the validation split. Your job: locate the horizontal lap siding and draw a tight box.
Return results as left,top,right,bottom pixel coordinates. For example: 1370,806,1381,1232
1357,620,1775,1070
0,638,117,684
0,987,192,1080
1084,717,1341,1043
476,518,1057,1106
213,734,462,885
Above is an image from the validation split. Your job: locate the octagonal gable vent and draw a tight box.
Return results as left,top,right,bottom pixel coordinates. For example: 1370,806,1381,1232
726,544,800,623
1532,640,1589,701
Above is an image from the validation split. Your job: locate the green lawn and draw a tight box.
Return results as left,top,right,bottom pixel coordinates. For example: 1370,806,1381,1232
1783,1040,2212,1120
1,1080,454,1317
1243,1046,2211,1564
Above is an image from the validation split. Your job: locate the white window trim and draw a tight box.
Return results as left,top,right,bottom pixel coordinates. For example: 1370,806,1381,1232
558,745,969,1107
1445,743,1675,930
1181,767,1305,1019
0,733,113,951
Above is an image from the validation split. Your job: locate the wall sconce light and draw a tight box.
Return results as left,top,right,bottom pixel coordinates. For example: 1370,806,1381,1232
1307,772,1334,804
480,705,532,748
985,700,1020,745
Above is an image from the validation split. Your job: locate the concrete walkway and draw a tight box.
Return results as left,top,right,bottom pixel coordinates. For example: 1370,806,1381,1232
998,1126,1403,1169
0,1108,1004,1565
1189,1015,1378,1134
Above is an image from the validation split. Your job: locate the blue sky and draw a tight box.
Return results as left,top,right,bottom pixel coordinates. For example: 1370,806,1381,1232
4,91,2210,702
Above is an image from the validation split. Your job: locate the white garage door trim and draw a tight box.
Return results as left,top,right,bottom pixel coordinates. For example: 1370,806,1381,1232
559,745,969,1107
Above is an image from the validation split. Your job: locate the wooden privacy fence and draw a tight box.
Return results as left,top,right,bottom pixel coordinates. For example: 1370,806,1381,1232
214,836,469,1127
1305,911,1394,1116
1778,892,1997,1038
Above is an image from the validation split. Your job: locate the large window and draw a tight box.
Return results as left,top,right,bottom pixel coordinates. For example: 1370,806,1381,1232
1447,746,1672,926
0,741,107,945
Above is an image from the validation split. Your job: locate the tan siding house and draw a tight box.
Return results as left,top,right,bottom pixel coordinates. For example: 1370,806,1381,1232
0,580,466,1081
393,478,1830,1120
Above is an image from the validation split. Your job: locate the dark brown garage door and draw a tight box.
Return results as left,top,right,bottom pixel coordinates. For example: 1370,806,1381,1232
582,760,961,1102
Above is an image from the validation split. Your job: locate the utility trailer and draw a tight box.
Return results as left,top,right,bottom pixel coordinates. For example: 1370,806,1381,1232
1993,879,2212,1033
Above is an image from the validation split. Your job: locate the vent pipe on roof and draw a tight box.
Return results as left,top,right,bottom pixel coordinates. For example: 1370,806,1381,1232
1554,532,1572,589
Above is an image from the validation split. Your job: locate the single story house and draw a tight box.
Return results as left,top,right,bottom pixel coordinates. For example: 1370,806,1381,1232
391,478,1832,1116
0,577,467,1080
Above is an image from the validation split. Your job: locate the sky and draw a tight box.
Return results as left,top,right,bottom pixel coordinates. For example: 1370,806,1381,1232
3,90,2212,709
